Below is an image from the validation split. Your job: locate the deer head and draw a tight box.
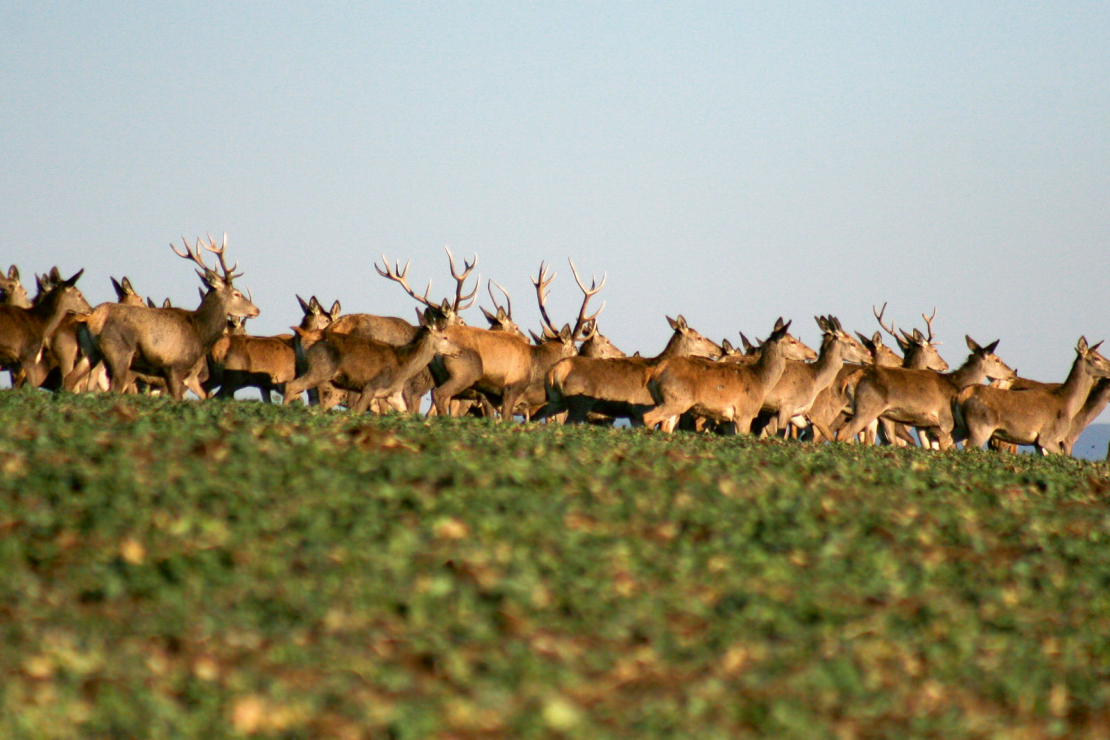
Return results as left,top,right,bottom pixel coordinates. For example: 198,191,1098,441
0,265,30,308
666,315,722,359
171,234,259,319
965,336,1016,382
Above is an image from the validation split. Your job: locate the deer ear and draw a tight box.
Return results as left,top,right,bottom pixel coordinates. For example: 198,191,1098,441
121,277,134,294
497,307,509,321
50,266,62,281
1090,340,1104,354
721,338,734,352
199,268,225,291
146,297,156,308
330,300,341,319
421,307,435,327
560,324,573,342
7,265,17,281
480,306,496,322
965,335,980,352
63,269,84,287
297,294,311,313
1077,336,1089,354
529,330,542,344
984,339,1000,354
163,298,172,308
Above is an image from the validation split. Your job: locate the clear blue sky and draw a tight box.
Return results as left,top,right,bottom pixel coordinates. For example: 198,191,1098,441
3,4,1108,405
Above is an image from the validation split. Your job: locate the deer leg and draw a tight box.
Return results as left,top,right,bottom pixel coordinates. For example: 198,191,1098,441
564,396,594,424
164,370,187,401
185,369,208,400
63,357,91,392
500,386,523,422
105,352,136,395
643,402,685,431
350,386,377,414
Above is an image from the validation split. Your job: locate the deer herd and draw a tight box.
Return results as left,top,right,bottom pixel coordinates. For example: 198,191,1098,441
2,236,1108,459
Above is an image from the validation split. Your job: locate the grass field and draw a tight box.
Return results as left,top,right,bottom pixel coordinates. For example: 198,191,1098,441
2,390,1110,739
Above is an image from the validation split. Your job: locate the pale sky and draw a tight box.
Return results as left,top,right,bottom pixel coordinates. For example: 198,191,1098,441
3,4,1109,415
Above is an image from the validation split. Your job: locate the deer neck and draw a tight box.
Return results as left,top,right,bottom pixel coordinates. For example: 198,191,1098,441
395,329,442,379
1056,353,1097,417
31,290,75,344
751,341,787,390
810,337,844,388
191,292,235,350
901,345,928,369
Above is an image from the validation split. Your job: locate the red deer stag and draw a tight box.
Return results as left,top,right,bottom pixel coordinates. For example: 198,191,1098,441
377,253,603,420
80,234,259,400
283,309,462,413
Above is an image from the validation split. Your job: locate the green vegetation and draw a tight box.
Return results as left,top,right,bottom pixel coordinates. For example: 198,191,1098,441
2,389,1109,739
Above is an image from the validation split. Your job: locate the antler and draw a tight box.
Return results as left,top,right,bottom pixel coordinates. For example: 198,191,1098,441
921,307,939,344
444,246,478,312
568,259,606,338
531,261,558,334
873,302,897,340
488,278,513,319
375,254,437,309
171,236,216,274
204,232,241,281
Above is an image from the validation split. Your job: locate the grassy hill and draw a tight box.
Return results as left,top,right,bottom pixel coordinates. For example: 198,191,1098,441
2,390,1109,739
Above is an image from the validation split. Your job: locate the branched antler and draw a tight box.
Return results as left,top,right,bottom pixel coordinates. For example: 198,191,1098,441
568,259,606,339
531,261,558,335
488,278,513,319
444,246,478,312
873,302,897,340
375,254,437,309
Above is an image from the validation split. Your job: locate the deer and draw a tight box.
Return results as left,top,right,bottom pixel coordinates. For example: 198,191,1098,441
0,268,92,388
75,234,259,400
958,338,1110,455
754,316,871,438
206,296,341,403
0,265,31,308
47,275,154,393
317,248,485,413
283,308,463,413
498,259,608,420
835,335,1016,450
540,314,722,425
643,318,814,433
377,252,604,420
806,327,905,444
837,304,950,447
